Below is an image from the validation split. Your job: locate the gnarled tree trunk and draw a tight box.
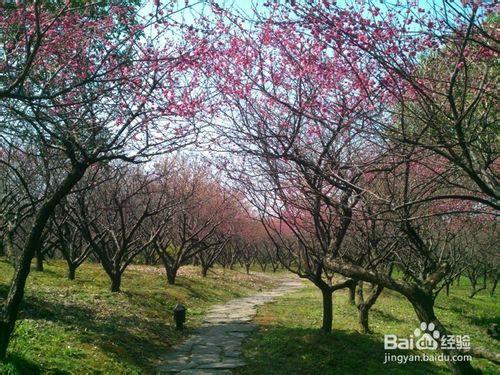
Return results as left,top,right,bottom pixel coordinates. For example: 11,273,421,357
326,260,478,375
0,165,86,361
490,274,497,297
356,281,383,334
407,289,476,375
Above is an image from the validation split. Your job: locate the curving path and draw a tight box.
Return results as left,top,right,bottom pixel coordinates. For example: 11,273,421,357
157,278,304,374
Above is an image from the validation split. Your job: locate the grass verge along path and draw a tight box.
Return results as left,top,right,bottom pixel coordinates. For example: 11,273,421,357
157,279,303,373
0,259,280,374
236,282,499,375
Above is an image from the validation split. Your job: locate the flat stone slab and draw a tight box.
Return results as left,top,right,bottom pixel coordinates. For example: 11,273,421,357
222,323,257,332
157,278,303,374
158,362,196,373
223,351,241,358
191,353,221,364
191,346,221,355
178,370,231,375
197,359,246,369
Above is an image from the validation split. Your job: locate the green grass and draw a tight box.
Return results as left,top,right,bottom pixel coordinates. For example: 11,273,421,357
0,258,280,374
2,260,497,374
236,280,500,375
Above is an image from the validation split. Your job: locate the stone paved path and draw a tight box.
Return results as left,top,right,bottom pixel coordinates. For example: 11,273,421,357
157,278,304,374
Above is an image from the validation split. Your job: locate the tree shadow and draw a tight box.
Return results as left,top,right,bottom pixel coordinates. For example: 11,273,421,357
32,268,59,277
371,307,406,324
469,315,500,327
0,283,8,297
0,272,253,373
0,285,183,372
437,295,499,329
440,295,477,311
238,326,445,375
0,353,41,375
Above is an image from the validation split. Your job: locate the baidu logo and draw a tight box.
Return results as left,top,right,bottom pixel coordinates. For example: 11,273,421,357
384,322,470,351
384,321,439,350
383,322,472,364
414,322,440,350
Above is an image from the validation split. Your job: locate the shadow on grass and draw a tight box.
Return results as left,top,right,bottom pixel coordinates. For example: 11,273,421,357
0,269,260,373
32,268,59,277
0,353,41,375
238,327,444,375
441,295,477,311
469,315,500,327
439,295,499,328
0,272,266,374
0,284,182,372
371,307,406,324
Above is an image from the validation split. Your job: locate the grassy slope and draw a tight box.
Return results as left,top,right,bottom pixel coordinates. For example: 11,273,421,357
237,280,499,375
0,258,280,374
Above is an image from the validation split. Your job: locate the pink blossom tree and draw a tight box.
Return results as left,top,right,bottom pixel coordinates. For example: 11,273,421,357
288,0,499,209
196,1,498,372
0,0,205,359
198,7,384,333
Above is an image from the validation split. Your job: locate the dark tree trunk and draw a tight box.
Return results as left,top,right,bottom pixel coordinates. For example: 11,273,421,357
67,264,76,280
356,282,383,334
4,231,14,262
110,274,122,293
0,165,86,361
446,282,450,297
325,261,478,374
35,249,44,272
408,290,476,375
166,267,177,285
245,263,250,275
158,252,178,285
201,266,209,277
469,278,477,298
320,287,333,334
468,277,486,298
347,283,356,305
358,305,370,333
490,275,497,297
